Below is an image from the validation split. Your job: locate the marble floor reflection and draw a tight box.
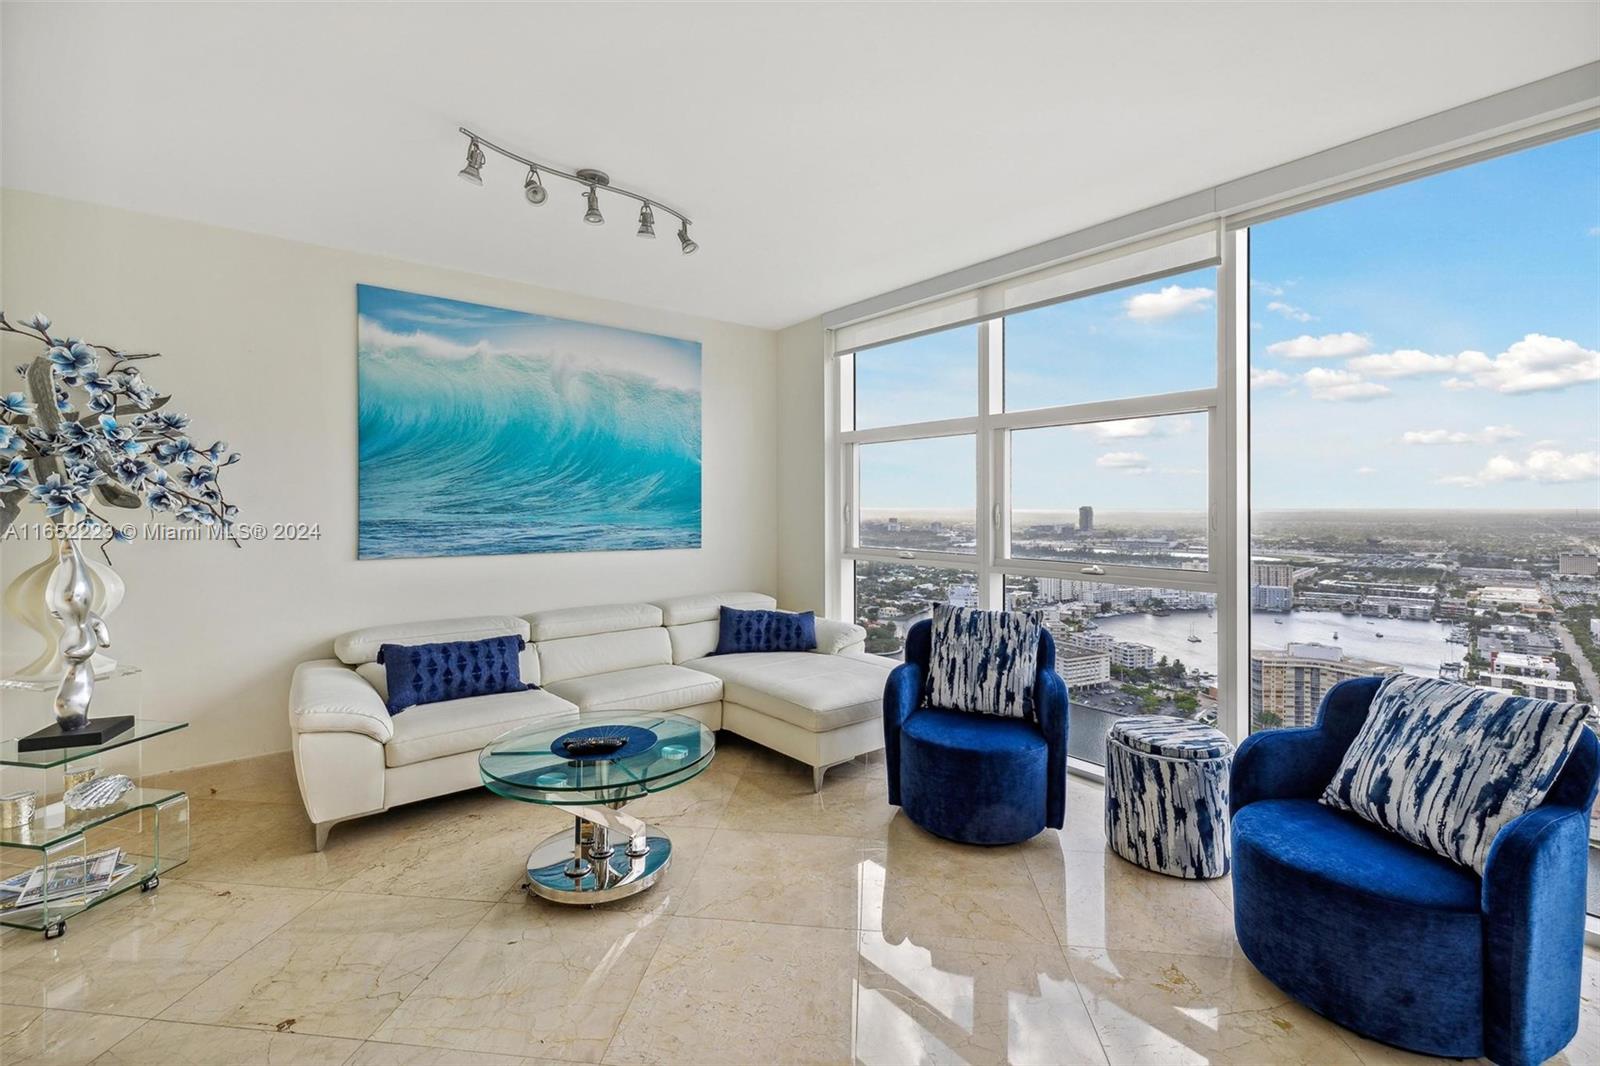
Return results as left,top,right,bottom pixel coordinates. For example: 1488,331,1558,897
1,742,1597,1065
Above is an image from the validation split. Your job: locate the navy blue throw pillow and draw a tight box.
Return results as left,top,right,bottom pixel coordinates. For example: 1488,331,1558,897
714,607,818,654
377,634,531,715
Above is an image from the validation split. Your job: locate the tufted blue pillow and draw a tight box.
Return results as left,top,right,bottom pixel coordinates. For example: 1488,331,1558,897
714,607,818,655
377,634,533,715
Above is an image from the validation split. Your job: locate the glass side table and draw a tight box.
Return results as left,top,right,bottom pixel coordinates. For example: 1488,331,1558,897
0,668,189,938
479,711,714,905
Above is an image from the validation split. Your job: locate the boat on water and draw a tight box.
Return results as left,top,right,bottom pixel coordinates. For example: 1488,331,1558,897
1376,632,1385,638
1187,635,1202,643
1333,630,1340,640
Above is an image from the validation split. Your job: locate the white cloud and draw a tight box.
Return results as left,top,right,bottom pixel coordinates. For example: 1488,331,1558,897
1348,334,1598,394
1072,417,1194,440
1439,448,1600,487
1356,466,1377,475
1400,425,1522,446
1347,349,1461,378
1302,367,1390,402
1266,332,1372,359
1124,285,1214,321
1096,451,1151,472
1251,280,1285,297
1266,300,1315,323
1250,368,1292,389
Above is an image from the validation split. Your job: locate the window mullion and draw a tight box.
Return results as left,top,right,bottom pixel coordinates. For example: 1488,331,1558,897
976,319,1002,609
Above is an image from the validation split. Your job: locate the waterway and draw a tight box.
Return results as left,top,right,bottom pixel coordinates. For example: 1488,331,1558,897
1091,609,1463,678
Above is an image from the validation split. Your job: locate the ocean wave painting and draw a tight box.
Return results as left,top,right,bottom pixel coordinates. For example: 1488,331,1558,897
357,284,702,559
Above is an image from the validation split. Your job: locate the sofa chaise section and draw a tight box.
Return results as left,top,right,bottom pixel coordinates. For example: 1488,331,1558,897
655,592,896,790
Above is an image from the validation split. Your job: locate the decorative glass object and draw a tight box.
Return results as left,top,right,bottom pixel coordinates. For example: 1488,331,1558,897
0,791,37,828
63,773,134,811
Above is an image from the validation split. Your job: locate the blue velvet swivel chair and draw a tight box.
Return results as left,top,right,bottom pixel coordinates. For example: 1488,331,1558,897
882,619,1068,845
1231,675,1599,1066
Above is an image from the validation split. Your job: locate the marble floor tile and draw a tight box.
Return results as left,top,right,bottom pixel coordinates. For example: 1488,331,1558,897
719,768,896,839
1,1003,42,1040
347,1038,545,1065
92,1018,362,1065
860,818,1058,946
337,805,556,904
371,901,670,1062
602,916,856,1066
1058,776,1113,853
1027,843,1239,959
159,891,489,1039
623,757,742,830
855,929,1109,1066
171,798,393,890
146,750,303,806
0,879,325,1017
1069,947,1365,1065
673,828,863,928
0,1008,144,1066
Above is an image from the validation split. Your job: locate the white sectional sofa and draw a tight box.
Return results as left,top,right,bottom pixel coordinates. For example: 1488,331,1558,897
289,592,895,848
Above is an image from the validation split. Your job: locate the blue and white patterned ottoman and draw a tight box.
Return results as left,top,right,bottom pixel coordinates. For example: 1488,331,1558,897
1105,715,1233,879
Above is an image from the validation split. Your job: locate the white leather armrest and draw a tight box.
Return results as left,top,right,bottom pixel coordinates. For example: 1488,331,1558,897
289,659,394,745
814,618,867,655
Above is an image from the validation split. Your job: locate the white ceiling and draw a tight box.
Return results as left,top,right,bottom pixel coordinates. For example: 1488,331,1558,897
4,2,1597,331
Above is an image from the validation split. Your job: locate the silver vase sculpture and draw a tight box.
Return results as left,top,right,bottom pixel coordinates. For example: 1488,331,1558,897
46,535,112,732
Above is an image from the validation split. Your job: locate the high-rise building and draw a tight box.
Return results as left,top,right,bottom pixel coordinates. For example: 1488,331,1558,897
1109,641,1155,670
1252,585,1293,612
1251,562,1295,590
1078,505,1093,533
1558,553,1599,576
1250,643,1399,731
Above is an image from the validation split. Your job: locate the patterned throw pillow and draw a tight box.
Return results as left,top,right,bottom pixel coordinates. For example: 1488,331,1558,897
713,607,818,654
377,634,532,715
1321,673,1592,874
926,603,1042,719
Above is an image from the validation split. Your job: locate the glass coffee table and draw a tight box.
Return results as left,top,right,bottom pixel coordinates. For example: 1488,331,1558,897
479,711,714,904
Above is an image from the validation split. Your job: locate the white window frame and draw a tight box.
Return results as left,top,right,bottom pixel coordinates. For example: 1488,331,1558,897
825,69,1599,749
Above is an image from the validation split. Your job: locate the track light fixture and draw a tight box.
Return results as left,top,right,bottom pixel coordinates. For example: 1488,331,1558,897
455,127,699,256
523,166,547,205
458,139,487,185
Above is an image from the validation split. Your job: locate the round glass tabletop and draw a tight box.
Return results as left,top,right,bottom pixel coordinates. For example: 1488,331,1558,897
479,711,715,806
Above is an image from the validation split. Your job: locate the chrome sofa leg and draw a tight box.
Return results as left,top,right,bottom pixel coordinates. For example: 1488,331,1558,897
812,764,827,793
314,822,332,852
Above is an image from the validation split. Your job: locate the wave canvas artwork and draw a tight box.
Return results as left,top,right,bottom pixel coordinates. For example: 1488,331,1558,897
357,285,702,559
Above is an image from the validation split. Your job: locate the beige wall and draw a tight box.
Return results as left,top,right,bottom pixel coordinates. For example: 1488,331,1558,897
0,191,780,770
775,318,828,613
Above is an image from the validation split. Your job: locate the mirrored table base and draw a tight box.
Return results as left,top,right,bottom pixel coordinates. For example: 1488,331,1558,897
524,803,671,904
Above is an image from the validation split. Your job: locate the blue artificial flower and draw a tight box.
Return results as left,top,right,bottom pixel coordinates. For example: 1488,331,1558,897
0,392,34,416
48,342,96,380
58,421,91,444
88,391,117,414
155,436,199,466
27,473,85,517
98,415,144,455
155,411,191,432
0,425,19,455
176,503,216,526
203,440,228,462
0,457,30,494
27,313,50,332
113,455,152,485
181,465,216,491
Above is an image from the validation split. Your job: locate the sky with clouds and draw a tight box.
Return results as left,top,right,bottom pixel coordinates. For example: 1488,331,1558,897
857,130,1598,513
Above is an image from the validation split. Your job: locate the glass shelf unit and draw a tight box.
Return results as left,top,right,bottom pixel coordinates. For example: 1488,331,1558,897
0,670,189,937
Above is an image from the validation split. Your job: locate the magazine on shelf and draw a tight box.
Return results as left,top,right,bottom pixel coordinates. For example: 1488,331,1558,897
0,848,134,915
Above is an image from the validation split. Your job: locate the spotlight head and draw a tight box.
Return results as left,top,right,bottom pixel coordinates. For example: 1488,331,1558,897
458,140,486,185
637,204,656,239
523,166,547,205
583,186,604,225
677,223,698,255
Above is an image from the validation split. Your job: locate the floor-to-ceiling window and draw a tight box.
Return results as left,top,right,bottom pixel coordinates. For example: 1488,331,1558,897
1246,130,1600,905
832,125,1597,783
839,248,1225,765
